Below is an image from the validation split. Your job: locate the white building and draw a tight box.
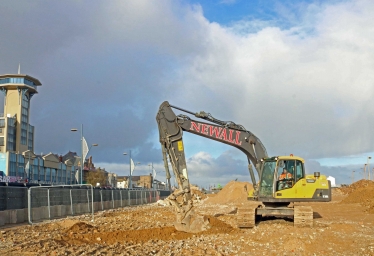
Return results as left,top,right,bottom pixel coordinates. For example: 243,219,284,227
327,176,336,187
117,179,128,188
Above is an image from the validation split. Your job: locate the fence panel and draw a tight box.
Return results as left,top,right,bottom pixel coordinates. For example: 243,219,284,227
0,185,171,226
0,187,28,210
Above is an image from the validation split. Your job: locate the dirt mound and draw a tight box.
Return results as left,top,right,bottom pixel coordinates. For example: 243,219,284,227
205,181,252,204
339,179,374,194
332,187,345,196
66,222,95,233
59,216,236,245
340,180,374,214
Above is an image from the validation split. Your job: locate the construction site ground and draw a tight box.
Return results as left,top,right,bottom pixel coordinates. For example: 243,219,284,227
1,180,374,256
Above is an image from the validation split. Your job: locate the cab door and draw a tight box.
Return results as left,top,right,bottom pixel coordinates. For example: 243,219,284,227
275,159,296,198
294,160,307,198
258,161,276,199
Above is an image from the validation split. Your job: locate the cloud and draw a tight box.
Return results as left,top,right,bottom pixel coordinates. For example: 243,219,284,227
1,0,373,187
174,0,374,159
304,159,361,185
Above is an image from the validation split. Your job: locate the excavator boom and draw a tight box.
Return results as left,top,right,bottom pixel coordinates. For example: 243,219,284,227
156,101,267,232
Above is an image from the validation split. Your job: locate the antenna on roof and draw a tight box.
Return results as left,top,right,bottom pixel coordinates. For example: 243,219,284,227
18,63,20,74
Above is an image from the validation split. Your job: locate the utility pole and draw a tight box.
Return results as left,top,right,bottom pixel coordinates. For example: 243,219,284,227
368,157,371,180
351,170,355,184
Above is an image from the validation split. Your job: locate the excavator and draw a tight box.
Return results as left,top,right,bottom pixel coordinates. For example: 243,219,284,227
156,101,331,233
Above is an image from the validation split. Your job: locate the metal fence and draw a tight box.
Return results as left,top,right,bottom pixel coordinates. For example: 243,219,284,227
0,186,28,211
28,185,95,224
0,185,170,225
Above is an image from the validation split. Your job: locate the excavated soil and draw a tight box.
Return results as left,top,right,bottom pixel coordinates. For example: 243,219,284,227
339,180,374,214
205,181,252,204
1,180,374,255
60,216,235,246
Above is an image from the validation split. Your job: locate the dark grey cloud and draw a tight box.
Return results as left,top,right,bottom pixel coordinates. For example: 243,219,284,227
304,160,361,185
0,0,207,164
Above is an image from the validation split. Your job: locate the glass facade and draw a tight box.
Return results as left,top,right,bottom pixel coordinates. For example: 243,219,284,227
67,169,71,184
33,158,39,181
51,168,56,183
39,163,45,181
21,93,29,145
9,152,17,176
28,125,34,151
7,117,16,151
17,154,25,177
62,164,66,183
45,168,51,182
4,152,73,184
0,77,37,89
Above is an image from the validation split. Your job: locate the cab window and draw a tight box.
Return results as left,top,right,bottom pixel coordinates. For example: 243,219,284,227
295,160,304,181
276,160,295,191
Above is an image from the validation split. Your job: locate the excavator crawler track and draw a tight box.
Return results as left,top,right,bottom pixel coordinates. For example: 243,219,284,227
294,206,313,227
237,206,257,228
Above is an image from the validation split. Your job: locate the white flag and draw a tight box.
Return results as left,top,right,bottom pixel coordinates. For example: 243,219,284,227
152,167,156,179
82,136,89,162
130,159,135,175
24,162,29,180
75,170,79,183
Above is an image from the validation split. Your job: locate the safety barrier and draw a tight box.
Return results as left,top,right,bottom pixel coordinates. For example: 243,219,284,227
28,185,94,224
0,186,28,211
0,185,170,226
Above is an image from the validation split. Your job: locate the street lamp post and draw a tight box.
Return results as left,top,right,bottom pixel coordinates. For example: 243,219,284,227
123,151,131,188
351,170,355,184
71,124,98,184
123,151,140,189
148,162,154,188
368,157,372,180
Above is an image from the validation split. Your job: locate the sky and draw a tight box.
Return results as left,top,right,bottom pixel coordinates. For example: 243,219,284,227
0,0,373,187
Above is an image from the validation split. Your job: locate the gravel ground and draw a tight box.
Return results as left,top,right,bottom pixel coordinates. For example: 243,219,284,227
1,190,374,255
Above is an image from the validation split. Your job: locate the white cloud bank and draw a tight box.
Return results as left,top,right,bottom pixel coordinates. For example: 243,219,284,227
173,0,374,161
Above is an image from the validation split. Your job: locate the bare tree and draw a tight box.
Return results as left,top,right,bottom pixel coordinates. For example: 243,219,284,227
85,168,107,186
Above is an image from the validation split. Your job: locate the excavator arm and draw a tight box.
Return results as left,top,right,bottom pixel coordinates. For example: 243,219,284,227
156,101,268,233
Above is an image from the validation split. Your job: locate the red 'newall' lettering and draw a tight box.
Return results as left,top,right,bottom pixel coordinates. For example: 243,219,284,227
235,131,242,145
219,129,228,141
201,124,209,135
190,122,200,132
209,126,222,137
190,121,242,146
228,129,234,143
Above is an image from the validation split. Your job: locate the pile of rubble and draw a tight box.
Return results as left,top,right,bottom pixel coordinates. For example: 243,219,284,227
157,186,207,207
205,181,252,204
339,180,374,194
339,180,374,213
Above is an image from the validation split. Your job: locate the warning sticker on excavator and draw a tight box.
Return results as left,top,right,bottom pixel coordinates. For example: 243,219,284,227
178,141,184,151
